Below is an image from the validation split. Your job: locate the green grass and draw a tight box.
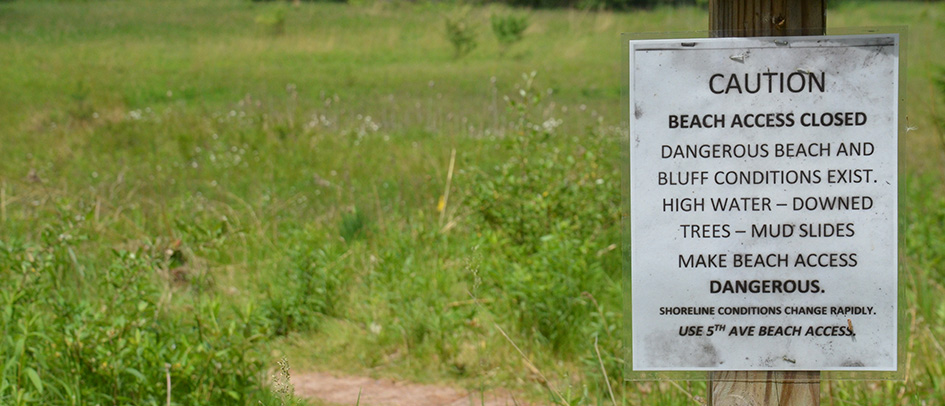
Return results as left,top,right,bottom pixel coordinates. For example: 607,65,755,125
1,0,944,405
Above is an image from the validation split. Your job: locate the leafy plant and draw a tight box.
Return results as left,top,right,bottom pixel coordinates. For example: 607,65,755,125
0,213,278,405
490,13,528,54
468,72,616,251
263,237,350,336
69,79,94,121
464,72,621,356
256,7,287,36
444,9,477,59
340,208,370,242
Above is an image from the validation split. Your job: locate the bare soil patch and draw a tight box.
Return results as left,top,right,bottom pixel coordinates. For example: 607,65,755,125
291,371,536,406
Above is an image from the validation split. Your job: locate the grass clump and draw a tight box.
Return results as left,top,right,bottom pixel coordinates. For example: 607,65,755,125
340,208,370,242
264,238,350,336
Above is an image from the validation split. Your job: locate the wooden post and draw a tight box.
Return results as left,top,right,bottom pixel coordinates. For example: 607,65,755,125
710,0,825,37
707,1,825,405
710,371,820,406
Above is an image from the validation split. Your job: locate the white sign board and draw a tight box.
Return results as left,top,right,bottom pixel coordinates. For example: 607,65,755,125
629,35,898,371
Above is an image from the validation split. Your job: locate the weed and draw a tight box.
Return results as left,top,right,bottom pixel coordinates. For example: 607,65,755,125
69,80,94,121
262,231,352,337
340,208,370,242
271,357,302,406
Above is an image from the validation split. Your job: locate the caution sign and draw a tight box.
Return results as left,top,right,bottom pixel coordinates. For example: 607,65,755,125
629,35,898,371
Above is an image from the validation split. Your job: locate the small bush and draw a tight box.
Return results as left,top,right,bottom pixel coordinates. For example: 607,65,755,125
255,7,287,36
490,13,528,54
465,72,620,353
468,72,616,250
444,10,477,59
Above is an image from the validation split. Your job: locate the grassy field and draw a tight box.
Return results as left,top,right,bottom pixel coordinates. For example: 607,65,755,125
1,0,944,405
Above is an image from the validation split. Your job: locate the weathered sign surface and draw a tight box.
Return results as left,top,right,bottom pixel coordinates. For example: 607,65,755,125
629,35,898,371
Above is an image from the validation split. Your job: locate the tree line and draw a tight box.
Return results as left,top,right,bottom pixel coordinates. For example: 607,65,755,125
257,0,704,10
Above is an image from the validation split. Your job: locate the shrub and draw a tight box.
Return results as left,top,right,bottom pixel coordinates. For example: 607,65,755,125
444,9,477,59
467,72,617,250
490,13,528,54
465,72,621,353
255,7,287,36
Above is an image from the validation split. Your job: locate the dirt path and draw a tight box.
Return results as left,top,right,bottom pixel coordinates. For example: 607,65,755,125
291,371,533,406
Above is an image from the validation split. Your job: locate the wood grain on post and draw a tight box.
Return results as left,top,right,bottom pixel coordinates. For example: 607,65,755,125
709,0,825,37
710,371,820,406
707,0,825,405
